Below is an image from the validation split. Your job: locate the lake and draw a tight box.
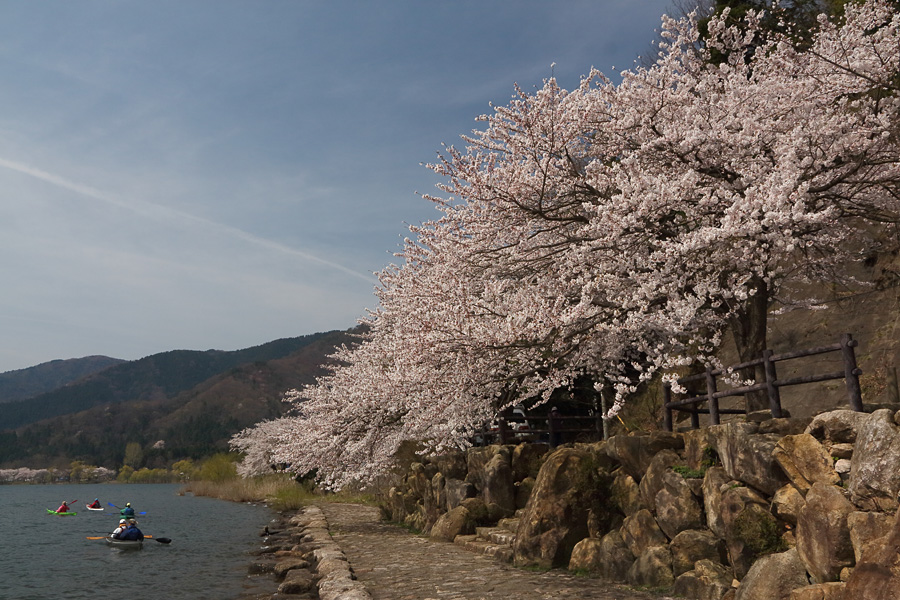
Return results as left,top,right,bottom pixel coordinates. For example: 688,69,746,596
0,483,274,600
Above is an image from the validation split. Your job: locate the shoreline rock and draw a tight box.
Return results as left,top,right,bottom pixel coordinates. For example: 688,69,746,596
240,504,372,600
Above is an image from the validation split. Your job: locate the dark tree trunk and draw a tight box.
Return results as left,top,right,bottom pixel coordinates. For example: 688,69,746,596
728,276,770,413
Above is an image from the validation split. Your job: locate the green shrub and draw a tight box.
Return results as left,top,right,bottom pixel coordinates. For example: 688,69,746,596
197,453,238,482
671,464,706,479
733,505,787,557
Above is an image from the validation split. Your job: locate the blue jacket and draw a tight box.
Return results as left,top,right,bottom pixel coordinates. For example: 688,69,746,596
119,525,144,541
121,507,135,517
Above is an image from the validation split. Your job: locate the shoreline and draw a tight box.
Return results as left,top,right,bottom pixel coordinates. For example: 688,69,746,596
236,504,370,600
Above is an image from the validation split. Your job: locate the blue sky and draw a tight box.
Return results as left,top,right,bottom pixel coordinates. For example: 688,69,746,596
0,0,673,373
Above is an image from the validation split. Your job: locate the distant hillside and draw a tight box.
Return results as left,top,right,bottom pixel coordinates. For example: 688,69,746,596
0,329,358,468
0,331,342,432
0,356,125,404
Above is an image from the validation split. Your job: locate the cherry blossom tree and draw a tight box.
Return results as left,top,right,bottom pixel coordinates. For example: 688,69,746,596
233,1,900,488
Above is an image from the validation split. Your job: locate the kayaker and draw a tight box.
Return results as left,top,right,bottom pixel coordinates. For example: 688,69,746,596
56,501,70,514
112,519,128,538
119,520,144,541
120,502,135,518
87,498,101,509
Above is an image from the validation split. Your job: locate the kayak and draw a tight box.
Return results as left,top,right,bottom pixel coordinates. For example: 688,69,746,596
47,509,77,516
85,505,104,511
105,535,143,550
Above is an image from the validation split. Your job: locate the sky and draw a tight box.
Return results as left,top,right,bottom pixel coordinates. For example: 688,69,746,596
0,0,675,373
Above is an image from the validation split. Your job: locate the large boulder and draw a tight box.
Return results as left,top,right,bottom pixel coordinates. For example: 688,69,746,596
443,478,476,511
610,471,646,517
620,509,668,558
568,531,633,582
568,530,633,581
512,447,597,568
432,472,446,517
605,432,684,480
734,548,808,600
842,507,900,600
627,545,674,588
404,462,440,530
567,538,601,572
669,529,728,577
465,446,509,491
702,466,732,538
511,442,550,481
758,417,812,437
773,433,841,492
515,477,535,510
406,461,437,500
673,559,734,600
655,469,704,540
682,428,712,471
482,451,516,515
848,511,894,563
795,482,855,583
707,422,788,495
772,484,806,527
848,409,900,511
721,484,784,579
639,449,681,509
788,583,845,600
805,409,870,444
595,529,635,581
387,486,419,523
430,506,475,542
431,451,468,480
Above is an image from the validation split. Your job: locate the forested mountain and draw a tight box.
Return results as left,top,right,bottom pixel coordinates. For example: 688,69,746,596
0,332,341,432
0,329,358,468
0,355,125,404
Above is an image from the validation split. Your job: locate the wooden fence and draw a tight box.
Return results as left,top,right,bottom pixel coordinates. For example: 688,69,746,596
663,333,864,431
478,410,606,447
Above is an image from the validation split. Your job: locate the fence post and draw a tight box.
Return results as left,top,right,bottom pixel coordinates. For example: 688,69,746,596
841,333,864,412
763,349,783,418
663,383,673,431
705,367,720,426
498,418,509,445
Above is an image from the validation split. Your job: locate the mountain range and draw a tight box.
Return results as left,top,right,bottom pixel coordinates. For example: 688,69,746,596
0,329,358,469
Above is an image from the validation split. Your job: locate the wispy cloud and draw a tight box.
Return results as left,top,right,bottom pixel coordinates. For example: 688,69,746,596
0,157,377,283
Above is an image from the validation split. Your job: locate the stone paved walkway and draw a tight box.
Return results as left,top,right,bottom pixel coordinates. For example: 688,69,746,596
318,503,676,600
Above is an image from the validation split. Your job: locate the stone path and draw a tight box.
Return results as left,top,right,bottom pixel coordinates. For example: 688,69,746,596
318,503,676,600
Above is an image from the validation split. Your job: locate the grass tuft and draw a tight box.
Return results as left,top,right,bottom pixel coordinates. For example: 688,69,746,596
183,474,377,510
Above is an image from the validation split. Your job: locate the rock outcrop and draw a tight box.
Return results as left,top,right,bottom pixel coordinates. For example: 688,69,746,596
383,407,900,600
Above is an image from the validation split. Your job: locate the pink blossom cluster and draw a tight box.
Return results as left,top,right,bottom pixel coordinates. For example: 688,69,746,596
233,1,900,489
0,468,53,483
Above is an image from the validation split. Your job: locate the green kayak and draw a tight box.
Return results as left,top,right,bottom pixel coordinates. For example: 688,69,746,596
47,509,77,516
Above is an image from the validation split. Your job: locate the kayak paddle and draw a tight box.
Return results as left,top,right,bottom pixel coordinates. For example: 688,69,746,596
86,535,171,544
108,502,147,515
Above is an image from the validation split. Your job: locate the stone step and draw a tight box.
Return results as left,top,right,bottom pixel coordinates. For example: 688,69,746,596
454,536,514,563
474,527,516,546
497,517,520,532
453,533,515,562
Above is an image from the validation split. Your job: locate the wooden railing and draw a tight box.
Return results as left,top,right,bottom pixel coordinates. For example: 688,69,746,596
663,333,864,431
478,412,605,447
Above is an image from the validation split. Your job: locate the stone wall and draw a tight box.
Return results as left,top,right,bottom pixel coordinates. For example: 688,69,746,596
385,408,900,600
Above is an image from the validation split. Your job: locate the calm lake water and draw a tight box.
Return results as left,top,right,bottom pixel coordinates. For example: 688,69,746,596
0,483,274,600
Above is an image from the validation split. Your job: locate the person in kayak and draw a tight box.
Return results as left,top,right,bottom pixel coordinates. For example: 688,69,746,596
87,498,101,509
56,501,70,514
120,503,135,518
118,520,144,541
112,519,128,538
